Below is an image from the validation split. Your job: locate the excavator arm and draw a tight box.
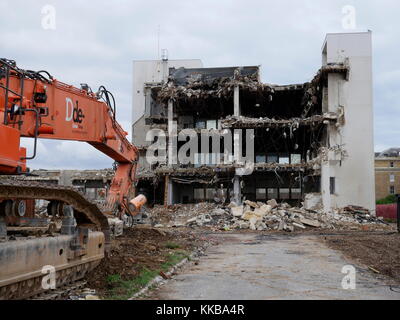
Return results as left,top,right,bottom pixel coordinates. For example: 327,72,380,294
0,58,144,217
0,58,148,299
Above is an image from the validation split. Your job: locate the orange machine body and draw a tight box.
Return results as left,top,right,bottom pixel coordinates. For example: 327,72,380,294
0,59,141,217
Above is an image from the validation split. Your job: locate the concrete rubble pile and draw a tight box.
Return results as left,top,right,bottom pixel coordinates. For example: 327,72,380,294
221,201,388,232
149,200,389,232
148,203,218,228
68,288,100,300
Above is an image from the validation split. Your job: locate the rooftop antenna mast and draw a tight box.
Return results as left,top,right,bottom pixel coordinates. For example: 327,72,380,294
157,24,160,60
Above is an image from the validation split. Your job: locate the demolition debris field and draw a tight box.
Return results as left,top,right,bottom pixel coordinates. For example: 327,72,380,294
81,199,399,300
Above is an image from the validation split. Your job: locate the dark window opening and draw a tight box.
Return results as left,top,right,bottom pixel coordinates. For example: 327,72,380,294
330,177,335,195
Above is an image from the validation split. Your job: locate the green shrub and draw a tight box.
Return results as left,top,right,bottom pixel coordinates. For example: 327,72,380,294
376,194,397,205
164,241,181,249
105,251,188,300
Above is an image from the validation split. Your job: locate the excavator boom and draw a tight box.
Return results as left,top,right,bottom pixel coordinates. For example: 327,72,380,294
0,58,142,216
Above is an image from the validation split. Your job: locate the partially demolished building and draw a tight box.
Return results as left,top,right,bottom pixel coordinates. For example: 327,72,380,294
132,32,375,212
12,169,114,204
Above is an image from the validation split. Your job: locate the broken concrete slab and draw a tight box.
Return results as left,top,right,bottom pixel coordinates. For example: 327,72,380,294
244,200,259,208
278,220,286,231
242,211,262,221
293,222,306,229
256,204,272,216
231,206,244,217
238,221,250,229
186,217,197,224
249,217,258,230
108,218,124,237
256,222,267,231
304,193,322,210
285,224,295,232
300,217,321,228
212,208,226,216
267,199,278,208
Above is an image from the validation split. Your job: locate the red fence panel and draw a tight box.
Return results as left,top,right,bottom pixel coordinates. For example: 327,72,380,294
376,204,397,220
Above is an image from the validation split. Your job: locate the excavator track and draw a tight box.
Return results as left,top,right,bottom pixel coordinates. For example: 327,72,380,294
0,179,111,300
0,180,110,233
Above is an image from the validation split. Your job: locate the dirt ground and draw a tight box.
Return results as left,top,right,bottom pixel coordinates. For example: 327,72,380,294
324,230,400,283
85,226,206,298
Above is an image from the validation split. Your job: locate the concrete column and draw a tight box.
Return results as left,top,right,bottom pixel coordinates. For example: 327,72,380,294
168,99,177,166
234,85,240,116
164,176,168,207
0,217,6,238
233,84,241,205
168,178,173,205
233,175,241,205
144,87,151,118
321,162,331,213
60,170,73,186
164,175,174,206
168,99,173,120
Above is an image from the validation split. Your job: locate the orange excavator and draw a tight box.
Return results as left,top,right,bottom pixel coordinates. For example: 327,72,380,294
0,58,146,299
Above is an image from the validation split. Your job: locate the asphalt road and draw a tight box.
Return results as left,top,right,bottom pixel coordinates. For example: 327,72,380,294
151,232,400,300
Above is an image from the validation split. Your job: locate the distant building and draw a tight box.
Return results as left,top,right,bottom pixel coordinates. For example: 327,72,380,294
375,148,400,200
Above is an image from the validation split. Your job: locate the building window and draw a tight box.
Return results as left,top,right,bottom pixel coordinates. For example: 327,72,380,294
205,188,214,201
206,120,217,130
291,188,302,199
256,188,266,200
390,174,395,183
279,156,290,164
290,154,302,164
194,153,211,167
330,177,335,195
255,155,266,163
194,188,205,200
204,153,220,166
279,188,290,200
390,162,394,168
85,188,97,200
267,154,278,163
267,188,278,200
390,186,395,195
195,120,206,129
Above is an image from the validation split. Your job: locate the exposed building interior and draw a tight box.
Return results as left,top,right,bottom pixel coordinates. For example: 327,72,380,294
133,32,375,213
134,63,345,207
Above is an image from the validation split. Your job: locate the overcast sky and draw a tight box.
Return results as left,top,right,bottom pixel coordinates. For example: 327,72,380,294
0,0,399,169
